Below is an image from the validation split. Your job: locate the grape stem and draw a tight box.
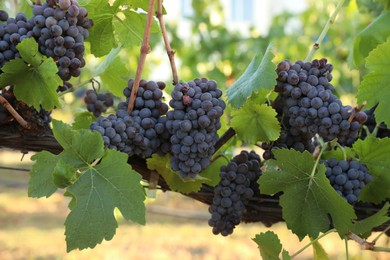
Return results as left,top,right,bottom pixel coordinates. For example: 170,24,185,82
211,153,230,164
347,231,375,250
147,170,160,198
345,237,350,260
336,142,347,160
305,0,345,62
310,142,327,178
26,0,34,7
372,225,390,244
348,101,367,123
348,228,390,252
0,95,30,129
127,0,156,113
156,0,179,85
58,78,98,97
290,229,336,258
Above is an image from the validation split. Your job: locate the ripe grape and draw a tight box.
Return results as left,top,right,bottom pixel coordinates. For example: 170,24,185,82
321,158,372,203
165,78,225,179
209,151,261,236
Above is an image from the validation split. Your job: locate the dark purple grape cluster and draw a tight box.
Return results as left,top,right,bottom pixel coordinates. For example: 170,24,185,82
84,90,114,117
208,150,261,236
31,0,92,86
262,59,367,159
165,78,225,179
322,158,372,203
0,0,92,92
0,11,34,67
90,79,170,157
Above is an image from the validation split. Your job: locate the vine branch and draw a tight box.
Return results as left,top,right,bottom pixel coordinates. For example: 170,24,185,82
156,0,179,85
305,0,345,61
213,127,236,153
0,95,30,129
127,0,156,113
372,225,390,244
347,231,390,252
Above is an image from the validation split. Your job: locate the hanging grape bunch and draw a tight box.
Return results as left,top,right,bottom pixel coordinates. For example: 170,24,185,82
90,79,170,158
84,90,114,117
208,150,262,236
165,78,226,179
322,158,372,203
0,0,92,91
0,11,32,67
31,0,93,89
262,59,368,159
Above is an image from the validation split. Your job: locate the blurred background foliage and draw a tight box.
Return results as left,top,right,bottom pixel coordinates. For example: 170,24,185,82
167,0,384,102
0,1,389,258
0,0,385,112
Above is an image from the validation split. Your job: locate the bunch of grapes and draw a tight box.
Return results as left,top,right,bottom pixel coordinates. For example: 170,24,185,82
0,11,34,67
90,79,170,157
261,128,315,160
0,0,92,93
84,90,114,117
30,0,92,86
262,59,367,159
322,158,372,204
165,78,225,179
208,150,261,236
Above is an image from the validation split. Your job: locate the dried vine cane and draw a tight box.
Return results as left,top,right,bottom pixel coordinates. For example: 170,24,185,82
156,0,179,85
127,0,156,113
0,95,30,129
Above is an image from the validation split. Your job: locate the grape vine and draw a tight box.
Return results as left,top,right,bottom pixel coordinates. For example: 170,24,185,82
0,0,389,258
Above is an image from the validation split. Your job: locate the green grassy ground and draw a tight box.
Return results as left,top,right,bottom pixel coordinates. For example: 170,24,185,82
0,151,389,259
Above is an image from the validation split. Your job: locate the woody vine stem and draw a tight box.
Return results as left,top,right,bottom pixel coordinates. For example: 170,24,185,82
127,0,180,112
305,0,345,61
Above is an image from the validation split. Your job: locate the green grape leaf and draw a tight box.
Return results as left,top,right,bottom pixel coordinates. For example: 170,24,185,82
94,46,122,75
52,159,77,188
0,38,62,110
28,151,59,198
231,102,280,143
52,120,105,167
312,240,329,260
282,250,291,260
113,10,160,48
146,154,204,194
350,202,390,238
227,44,276,108
352,136,390,203
84,0,116,57
72,112,96,130
252,231,288,260
357,37,390,126
259,149,356,240
64,190,77,210
93,44,128,97
351,11,390,67
28,120,146,251
65,150,146,252
16,37,43,67
100,56,129,97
